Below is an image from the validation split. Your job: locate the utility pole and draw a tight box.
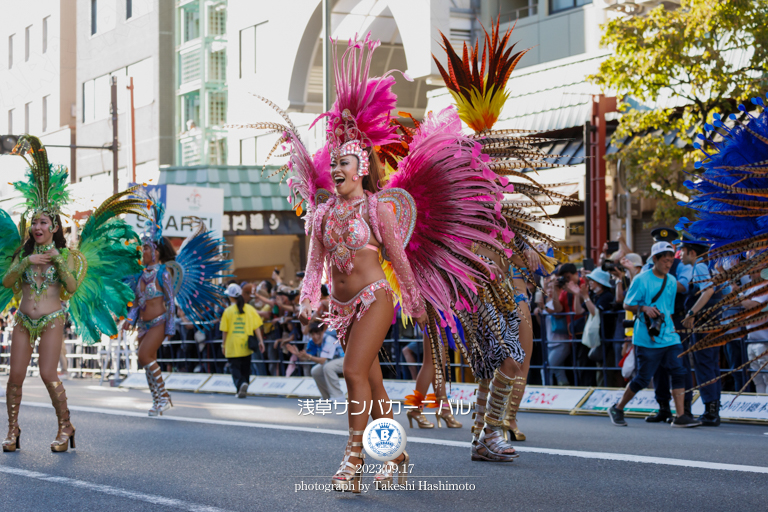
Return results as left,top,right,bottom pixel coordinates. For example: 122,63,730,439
322,0,332,113
110,76,119,194
127,77,137,183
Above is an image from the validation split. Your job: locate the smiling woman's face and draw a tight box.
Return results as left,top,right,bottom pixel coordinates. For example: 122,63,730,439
330,154,364,197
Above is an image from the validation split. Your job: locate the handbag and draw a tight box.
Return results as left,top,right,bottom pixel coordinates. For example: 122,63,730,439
581,311,601,349
247,334,261,352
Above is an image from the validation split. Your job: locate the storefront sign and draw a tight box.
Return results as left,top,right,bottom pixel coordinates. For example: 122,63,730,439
223,211,304,236
125,184,224,239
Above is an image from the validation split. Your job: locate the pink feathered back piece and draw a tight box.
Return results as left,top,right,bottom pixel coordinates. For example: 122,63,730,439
386,106,511,329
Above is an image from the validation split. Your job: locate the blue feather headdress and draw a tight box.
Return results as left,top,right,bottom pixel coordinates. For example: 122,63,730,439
138,187,165,249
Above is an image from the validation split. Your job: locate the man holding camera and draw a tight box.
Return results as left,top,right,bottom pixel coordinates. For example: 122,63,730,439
608,242,700,427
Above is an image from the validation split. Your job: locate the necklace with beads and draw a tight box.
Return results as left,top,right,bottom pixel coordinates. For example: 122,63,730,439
34,242,56,254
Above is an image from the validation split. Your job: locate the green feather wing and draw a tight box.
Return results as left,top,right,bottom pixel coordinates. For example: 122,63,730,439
0,209,21,311
68,189,145,344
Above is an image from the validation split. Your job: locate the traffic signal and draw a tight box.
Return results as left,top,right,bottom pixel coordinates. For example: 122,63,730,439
0,135,19,155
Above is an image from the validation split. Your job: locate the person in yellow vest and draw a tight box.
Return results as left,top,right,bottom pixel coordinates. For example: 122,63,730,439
220,284,265,398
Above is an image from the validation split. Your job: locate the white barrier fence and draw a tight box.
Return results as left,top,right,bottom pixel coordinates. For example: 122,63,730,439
115,374,768,424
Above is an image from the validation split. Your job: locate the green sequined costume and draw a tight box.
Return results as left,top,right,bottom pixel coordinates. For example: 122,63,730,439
0,135,146,345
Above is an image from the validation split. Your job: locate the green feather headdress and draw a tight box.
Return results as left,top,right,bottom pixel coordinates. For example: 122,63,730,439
10,135,70,232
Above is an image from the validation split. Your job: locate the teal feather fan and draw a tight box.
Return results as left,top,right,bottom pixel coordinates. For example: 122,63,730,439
0,210,22,312
68,186,146,344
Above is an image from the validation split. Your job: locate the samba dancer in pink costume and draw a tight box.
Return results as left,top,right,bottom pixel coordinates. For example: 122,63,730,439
295,42,427,492
241,29,565,488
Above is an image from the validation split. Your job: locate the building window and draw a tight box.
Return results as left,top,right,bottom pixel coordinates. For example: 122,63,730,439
25,26,31,62
24,102,30,133
182,6,200,43
42,95,49,132
91,0,98,35
127,57,154,108
181,91,200,132
8,34,13,69
126,0,132,19
43,16,49,53
550,0,591,14
8,109,13,133
82,58,153,123
239,26,254,78
208,91,226,126
240,137,256,165
126,0,151,20
239,23,266,78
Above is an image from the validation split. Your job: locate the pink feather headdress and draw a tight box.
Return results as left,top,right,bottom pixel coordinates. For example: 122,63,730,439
312,33,410,176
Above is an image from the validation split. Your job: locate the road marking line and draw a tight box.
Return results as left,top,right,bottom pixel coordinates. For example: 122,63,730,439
0,465,233,512
12,400,768,475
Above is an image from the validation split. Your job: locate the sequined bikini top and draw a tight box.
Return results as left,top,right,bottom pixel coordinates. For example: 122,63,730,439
138,265,164,308
23,265,59,300
22,242,62,301
322,196,377,275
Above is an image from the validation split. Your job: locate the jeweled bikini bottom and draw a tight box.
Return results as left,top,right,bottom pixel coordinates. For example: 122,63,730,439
326,279,392,346
138,313,167,339
15,309,65,346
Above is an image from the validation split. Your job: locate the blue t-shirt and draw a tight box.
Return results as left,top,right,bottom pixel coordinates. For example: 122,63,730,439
624,270,681,348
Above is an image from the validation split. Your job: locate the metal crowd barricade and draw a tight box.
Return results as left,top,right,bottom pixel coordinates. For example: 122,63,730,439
2,309,766,388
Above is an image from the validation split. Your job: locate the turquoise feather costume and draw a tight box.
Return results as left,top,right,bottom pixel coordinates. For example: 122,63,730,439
125,188,232,334
0,135,145,344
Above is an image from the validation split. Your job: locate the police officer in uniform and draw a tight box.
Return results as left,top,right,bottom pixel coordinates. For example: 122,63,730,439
680,235,722,426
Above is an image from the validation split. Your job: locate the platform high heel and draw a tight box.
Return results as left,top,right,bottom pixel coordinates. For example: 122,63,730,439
434,395,462,428
374,450,410,489
46,381,75,453
2,383,22,452
332,428,365,493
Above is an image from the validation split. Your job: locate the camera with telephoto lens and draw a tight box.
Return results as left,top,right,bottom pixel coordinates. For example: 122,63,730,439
644,311,665,337
602,259,626,274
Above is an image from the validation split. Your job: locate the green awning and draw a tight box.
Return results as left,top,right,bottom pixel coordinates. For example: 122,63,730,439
158,165,292,212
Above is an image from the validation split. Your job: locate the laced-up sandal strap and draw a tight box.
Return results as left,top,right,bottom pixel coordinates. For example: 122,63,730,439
475,369,517,461
484,369,514,428
505,376,527,441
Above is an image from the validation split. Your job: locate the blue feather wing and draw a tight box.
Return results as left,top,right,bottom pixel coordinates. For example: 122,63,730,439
174,231,232,330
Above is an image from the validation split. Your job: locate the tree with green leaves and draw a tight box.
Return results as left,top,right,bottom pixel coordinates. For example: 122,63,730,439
589,0,768,224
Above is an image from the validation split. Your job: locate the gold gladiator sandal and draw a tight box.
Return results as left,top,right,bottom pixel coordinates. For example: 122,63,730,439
332,428,365,493
503,376,527,442
434,395,462,428
145,361,173,416
2,383,21,452
474,370,518,462
470,379,489,458
374,450,410,489
45,381,75,453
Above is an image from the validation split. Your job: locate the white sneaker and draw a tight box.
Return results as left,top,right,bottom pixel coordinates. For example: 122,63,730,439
237,383,248,398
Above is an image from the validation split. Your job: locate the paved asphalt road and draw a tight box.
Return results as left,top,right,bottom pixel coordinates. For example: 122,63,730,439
0,378,766,512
